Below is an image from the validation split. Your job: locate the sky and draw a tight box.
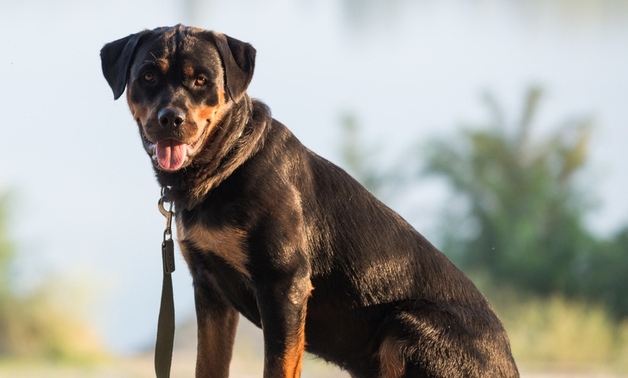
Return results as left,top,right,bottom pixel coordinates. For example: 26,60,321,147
0,0,627,353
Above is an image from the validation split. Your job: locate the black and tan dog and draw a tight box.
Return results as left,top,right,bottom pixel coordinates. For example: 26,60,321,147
101,25,519,378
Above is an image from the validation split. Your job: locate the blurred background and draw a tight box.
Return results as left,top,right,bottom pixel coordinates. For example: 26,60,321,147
1,0,627,376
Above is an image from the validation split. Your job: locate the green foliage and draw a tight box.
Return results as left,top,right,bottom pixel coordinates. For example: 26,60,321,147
584,226,628,317
416,87,628,319
423,87,602,297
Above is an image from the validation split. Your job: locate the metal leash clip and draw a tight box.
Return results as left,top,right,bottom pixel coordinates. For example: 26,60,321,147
158,187,176,274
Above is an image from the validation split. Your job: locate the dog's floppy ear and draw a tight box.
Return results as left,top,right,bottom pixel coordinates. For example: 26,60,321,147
211,32,256,102
100,32,144,100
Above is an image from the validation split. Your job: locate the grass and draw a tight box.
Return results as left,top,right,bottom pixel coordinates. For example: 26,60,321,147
2,273,628,376
483,284,628,374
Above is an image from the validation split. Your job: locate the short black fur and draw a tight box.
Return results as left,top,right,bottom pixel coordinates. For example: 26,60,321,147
101,25,519,378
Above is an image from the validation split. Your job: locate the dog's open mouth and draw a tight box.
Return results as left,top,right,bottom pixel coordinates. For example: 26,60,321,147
144,125,211,172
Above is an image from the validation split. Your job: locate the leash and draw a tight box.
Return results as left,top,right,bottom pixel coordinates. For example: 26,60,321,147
155,187,176,378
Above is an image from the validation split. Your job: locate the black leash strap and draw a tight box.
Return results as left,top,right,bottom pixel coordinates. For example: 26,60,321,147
155,188,176,378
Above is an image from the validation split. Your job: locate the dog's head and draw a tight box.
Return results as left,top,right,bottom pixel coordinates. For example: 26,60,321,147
101,25,256,172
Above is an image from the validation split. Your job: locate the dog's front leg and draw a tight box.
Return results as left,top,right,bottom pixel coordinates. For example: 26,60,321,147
258,270,312,378
194,280,239,378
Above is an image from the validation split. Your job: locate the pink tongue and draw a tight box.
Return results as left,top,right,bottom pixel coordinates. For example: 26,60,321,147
156,139,186,171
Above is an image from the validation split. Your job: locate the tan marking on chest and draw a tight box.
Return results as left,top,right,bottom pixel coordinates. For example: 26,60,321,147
179,222,251,279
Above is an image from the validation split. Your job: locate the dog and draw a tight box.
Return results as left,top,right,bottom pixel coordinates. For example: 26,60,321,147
101,25,519,378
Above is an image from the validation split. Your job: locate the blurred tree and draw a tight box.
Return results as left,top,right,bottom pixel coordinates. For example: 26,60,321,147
339,88,628,321
423,87,597,296
586,227,628,317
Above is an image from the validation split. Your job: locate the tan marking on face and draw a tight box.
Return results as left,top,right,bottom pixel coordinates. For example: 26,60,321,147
126,90,152,126
179,222,250,279
193,90,227,121
156,58,169,73
187,90,229,145
379,337,406,378
195,104,219,123
183,65,195,78
217,89,226,105
186,104,218,148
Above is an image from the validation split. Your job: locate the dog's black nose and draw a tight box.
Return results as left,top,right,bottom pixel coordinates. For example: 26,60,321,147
158,108,185,128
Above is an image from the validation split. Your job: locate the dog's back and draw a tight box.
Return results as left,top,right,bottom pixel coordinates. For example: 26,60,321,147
236,113,519,377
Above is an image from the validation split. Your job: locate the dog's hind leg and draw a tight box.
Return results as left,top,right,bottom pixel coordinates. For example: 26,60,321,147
376,307,518,378
378,336,407,378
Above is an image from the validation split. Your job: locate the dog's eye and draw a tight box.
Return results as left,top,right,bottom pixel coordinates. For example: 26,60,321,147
194,76,208,87
143,72,156,83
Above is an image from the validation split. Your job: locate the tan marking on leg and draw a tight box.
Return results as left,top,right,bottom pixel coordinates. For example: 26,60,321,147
282,336,305,377
280,282,312,378
379,337,406,378
281,317,306,377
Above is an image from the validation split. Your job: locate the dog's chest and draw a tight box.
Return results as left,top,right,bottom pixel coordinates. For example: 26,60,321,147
176,218,251,279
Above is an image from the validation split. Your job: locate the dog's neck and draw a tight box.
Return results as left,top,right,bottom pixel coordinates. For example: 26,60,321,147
156,95,270,210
